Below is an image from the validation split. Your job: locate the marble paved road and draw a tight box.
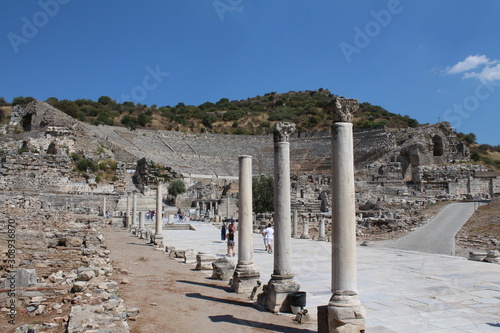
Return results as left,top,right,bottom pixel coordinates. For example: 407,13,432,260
388,202,479,255
152,221,500,333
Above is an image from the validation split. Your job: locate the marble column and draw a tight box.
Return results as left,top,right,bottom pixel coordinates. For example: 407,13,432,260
258,122,300,313
131,191,137,231
154,184,164,245
291,210,298,238
125,193,131,228
138,211,146,239
300,216,309,239
318,217,326,241
327,98,365,332
231,155,260,293
102,197,107,217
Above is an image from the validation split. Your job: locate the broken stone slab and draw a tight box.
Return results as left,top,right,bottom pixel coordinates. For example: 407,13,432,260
0,268,40,289
126,307,140,320
211,257,235,280
77,270,95,281
67,303,128,333
49,271,65,283
72,281,88,292
196,253,217,270
484,250,500,263
469,251,488,261
184,249,197,264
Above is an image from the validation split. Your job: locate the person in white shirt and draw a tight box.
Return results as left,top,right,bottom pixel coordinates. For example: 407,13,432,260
262,223,274,254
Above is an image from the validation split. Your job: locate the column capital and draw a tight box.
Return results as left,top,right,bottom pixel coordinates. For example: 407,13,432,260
273,122,296,143
329,97,359,123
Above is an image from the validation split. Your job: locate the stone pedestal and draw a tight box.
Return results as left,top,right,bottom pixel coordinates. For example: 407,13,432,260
231,155,260,293
318,217,326,241
183,249,196,264
211,257,235,280
300,218,309,239
168,214,175,225
257,277,300,313
326,98,365,332
195,252,217,270
258,122,300,312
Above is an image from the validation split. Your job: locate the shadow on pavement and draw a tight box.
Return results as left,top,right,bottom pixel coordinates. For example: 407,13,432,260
185,292,255,308
209,314,316,333
177,279,231,292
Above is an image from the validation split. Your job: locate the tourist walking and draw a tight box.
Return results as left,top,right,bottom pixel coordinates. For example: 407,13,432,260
262,223,274,254
221,222,227,242
226,221,236,256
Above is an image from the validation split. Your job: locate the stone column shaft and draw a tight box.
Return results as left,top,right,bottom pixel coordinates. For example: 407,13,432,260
300,217,309,239
102,197,107,217
273,141,293,278
319,217,326,241
155,185,164,245
331,123,357,292
292,210,298,238
258,122,299,313
131,192,137,229
126,194,131,228
232,155,259,293
326,97,365,333
139,211,146,238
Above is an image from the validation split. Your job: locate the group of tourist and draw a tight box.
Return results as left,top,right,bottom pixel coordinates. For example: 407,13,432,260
220,221,274,256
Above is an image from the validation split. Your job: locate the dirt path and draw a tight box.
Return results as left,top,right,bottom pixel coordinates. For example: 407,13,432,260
103,227,316,333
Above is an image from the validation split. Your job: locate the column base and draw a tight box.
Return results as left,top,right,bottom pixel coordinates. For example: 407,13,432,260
257,277,300,313
318,236,327,241
230,265,260,294
138,228,146,239
154,234,164,246
326,291,366,333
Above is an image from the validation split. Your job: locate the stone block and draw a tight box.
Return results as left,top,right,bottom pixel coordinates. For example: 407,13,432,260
72,281,88,292
183,249,196,264
77,270,95,281
0,269,39,289
211,257,235,280
195,253,217,270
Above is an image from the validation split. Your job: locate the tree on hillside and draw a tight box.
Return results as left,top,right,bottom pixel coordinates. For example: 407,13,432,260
168,179,186,204
11,96,35,106
53,100,81,118
461,133,477,145
253,175,274,213
0,97,9,106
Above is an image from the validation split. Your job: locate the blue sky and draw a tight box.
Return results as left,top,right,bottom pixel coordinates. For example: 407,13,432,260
1,0,499,144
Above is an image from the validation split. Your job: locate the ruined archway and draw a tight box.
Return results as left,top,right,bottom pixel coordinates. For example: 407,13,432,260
432,135,443,156
47,142,58,154
22,113,33,132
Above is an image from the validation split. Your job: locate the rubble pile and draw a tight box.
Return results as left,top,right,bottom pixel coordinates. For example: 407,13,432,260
0,207,130,332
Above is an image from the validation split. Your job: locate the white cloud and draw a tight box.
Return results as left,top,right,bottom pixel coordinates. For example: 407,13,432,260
446,54,491,74
444,54,500,82
463,63,500,81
